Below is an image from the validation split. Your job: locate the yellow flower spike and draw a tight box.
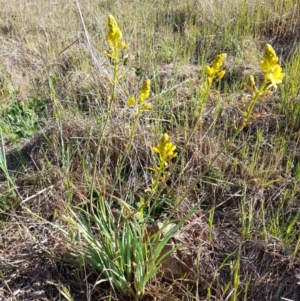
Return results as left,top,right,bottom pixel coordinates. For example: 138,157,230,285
204,53,227,87
212,53,227,71
139,79,151,104
152,133,177,167
126,95,136,106
106,14,122,46
258,44,285,89
260,44,279,72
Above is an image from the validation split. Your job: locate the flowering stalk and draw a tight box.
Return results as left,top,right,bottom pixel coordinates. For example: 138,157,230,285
242,44,284,128
113,79,152,185
105,14,128,110
137,133,177,219
186,53,227,147
204,53,227,91
90,15,128,204
151,133,177,193
126,79,152,154
198,53,227,117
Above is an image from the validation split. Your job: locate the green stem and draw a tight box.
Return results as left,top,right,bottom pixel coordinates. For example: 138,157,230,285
112,105,142,194
185,81,212,148
243,81,267,125
125,106,141,156
90,43,119,204
152,161,164,194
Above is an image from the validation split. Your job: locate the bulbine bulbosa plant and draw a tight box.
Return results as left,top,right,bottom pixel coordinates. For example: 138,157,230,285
90,14,128,201
183,43,285,198
76,14,186,300
104,14,129,108
242,43,284,127
197,53,227,118
187,53,227,145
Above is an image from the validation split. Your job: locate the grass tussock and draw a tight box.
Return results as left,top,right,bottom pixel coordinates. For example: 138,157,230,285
0,0,300,300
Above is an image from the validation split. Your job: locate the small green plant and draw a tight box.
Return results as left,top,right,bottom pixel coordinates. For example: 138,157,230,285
62,195,196,300
0,99,43,142
0,132,22,209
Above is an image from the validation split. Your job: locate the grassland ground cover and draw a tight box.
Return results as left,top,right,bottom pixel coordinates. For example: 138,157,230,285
0,0,300,300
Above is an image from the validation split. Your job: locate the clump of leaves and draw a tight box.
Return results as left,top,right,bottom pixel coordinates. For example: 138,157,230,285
0,99,43,142
62,195,196,300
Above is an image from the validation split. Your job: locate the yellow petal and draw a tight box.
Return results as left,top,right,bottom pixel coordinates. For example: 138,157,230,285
119,41,129,51
126,95,136,106
139,79,151,103
205,65,213,75
272,64,285,81
216,70,226,81
142,103,152,110
212,53,227,71
250,75,256,87
152,147,159,153
260,60,272,72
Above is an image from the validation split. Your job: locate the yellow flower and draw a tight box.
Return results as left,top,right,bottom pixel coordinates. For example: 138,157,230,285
205,65,214,76
205,53,227,85
106,14,122,47
152,133,177,166
139,79,151,104
118,41,129,51
216,70,226,81
260,44,284,89
265,64,285,89
126,95,136,106
211,53,227,71
260,44,278,73
142,103,152,110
